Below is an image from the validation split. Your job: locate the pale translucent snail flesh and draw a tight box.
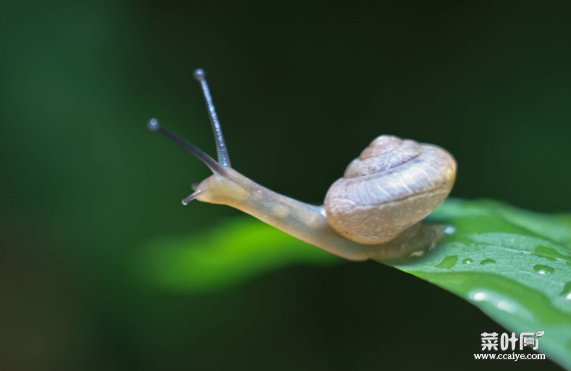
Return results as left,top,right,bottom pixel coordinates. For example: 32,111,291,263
147,69,457,261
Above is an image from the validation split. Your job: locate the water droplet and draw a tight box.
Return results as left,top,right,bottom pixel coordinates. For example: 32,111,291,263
444,225,456,235
435,255,458,269
409,250,425,258
480,259,496,265
533,246,571,267
462,258,473,264
468,289,533,321
533,264,554,275
561,282,571,301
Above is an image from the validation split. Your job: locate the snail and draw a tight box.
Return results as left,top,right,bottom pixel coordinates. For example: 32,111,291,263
147,69,457,261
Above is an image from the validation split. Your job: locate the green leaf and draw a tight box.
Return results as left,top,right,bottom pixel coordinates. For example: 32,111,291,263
133,218,340,293
134,198,571,368
387,198,571,369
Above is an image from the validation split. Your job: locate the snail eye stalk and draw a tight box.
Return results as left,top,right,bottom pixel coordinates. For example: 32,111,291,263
193,68,231,168
146,118,225,175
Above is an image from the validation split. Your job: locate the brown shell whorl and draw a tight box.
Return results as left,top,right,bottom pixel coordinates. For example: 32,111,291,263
344,136,423,178
324,135,456,245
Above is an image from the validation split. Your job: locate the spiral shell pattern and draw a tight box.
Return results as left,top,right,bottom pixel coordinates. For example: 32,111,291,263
324,135,456,244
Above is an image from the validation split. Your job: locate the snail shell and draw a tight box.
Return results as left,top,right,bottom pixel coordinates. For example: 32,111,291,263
324,135,456,244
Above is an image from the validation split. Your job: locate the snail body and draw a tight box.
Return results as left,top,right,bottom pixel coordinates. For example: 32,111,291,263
148,70,456,261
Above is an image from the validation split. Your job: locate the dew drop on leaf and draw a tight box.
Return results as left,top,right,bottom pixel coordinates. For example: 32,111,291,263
435,255,457,269
533,264,555,275
561,282,571,300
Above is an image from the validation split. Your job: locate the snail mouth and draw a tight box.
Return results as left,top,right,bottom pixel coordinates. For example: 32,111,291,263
182,189,203,205
181,180,207,205
183,177,214,205
185,172,251,206
184,177,213,205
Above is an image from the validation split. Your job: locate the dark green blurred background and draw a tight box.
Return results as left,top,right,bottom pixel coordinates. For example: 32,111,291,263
2,0,570,370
